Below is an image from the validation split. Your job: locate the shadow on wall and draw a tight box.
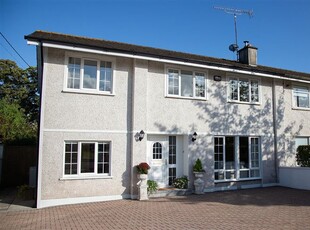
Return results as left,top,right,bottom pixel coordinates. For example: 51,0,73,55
153,78,304,183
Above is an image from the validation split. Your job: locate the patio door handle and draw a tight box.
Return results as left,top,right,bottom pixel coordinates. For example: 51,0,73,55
165,159,168,165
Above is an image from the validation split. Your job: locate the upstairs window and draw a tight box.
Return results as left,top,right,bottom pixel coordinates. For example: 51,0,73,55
67,57,113,94
228,77,259,103
167,68,206,99
293,86,310,108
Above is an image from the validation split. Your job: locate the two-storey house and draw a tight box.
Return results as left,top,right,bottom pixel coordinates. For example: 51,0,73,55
25,31,310,208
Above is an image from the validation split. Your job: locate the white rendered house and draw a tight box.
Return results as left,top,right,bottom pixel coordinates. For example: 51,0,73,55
25,31,310,208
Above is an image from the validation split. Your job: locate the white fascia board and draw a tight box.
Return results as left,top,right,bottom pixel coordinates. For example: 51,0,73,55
28,41,310,84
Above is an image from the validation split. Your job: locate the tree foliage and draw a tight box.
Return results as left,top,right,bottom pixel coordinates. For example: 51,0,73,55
0,99,37,144
296,145,310,167
0,59,39,144
0,60,39,123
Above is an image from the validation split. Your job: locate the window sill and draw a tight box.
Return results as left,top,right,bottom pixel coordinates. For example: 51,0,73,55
59,175,113,181
62,89,115,96
165,95,207,101
214,177,261,183
227,100,261,105
292,107,310,111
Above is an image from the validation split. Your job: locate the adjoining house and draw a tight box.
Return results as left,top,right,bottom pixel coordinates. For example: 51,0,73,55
25,31,310,208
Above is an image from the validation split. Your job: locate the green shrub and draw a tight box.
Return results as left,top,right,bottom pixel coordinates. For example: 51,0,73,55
296,145,310,167
147,180,158,194
173,176,189,189
193,158,205,172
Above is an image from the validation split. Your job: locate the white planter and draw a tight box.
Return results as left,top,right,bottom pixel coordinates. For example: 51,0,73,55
137,174,148,200
193,172,205,194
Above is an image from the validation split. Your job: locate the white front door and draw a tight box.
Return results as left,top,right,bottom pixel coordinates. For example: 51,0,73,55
148,136,178,188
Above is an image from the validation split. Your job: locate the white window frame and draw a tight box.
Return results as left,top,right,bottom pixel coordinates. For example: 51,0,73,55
295,137,310,151
214,136,261,182
62,141,112,179
227,75,261,104
63,52,116,96
292,85,310,110
165,65,208,100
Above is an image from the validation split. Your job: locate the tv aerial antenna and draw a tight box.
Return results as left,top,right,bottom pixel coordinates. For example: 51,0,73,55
214,6,254,60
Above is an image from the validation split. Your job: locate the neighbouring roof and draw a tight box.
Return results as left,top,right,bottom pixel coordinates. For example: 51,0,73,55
25,30,310,81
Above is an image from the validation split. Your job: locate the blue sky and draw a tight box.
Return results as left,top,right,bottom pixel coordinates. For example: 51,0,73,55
1,0,310,73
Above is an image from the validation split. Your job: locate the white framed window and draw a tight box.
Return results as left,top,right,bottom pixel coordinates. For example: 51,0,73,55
167,67,207,99
64,141,111,177
295,137,310,151
293,86,310,109
228,77,260,103
65,55,114,95
214,136,261,182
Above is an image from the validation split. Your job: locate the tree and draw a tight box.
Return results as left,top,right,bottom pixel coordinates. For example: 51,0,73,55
296,145,310,167
0,60,39,144
0,99,37,144
0,60,39,123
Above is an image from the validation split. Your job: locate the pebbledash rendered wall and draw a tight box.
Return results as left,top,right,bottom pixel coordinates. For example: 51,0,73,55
145,61,277,186
38,48,134,207
274,79,310,167
38,46,307,207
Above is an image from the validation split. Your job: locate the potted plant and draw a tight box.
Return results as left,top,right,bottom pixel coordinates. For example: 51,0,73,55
193,158,205,194
147,180,158,195
136,162,151,200
136,162,150,180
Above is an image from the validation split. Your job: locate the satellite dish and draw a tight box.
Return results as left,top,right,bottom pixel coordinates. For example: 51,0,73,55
229,44,239,52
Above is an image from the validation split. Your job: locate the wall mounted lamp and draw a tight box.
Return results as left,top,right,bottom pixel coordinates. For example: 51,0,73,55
138,130,145,141
192,132,197,142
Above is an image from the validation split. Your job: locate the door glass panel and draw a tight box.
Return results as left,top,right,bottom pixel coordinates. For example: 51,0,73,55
153,142,162,159
169,136,176,164
168,167,176,186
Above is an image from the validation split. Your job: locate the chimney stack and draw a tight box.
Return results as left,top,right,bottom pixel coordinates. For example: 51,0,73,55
238,41,258,66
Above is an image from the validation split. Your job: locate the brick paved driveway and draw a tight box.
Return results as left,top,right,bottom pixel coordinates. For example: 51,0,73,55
1,186,310,230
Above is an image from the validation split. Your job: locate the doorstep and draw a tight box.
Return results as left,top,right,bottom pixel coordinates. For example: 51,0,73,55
149,188,192,198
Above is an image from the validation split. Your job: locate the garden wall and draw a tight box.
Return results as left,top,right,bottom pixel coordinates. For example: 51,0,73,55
279,167,310,190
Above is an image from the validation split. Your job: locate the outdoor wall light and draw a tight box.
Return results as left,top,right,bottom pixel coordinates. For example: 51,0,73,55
192,132,197,142
214,75,222,81
139,130,145,141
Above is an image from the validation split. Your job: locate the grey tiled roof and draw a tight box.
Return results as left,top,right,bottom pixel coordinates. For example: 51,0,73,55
25,31,310,81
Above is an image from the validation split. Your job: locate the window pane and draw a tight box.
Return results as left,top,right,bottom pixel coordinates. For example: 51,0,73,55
239,137,249,169
104,164,109,174
295,137,309,151
239,79,249,102
229,79,238,100
100,61,112,92
181,70,193,97
81,143,95,173
250,138,259,168
251,81,259,102
214,137,224,172
225,137,235,169
83,60,97,89
294,87,309,108
169,136,176,164
98,164,103,174
65,142,78,175
168,69,179,95
240,170,249,178
168,167,176,186
68,57,81,89
153,142,162,159
195,73,205,97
